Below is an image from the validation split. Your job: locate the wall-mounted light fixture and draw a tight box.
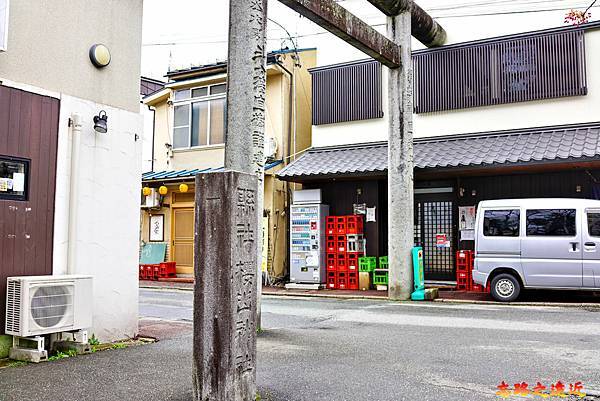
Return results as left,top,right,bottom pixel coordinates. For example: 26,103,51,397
93,110,108,133
179,183,189,193
89,44,111,68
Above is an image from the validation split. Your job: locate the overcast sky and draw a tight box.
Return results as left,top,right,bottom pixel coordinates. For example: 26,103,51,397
141,0,598,80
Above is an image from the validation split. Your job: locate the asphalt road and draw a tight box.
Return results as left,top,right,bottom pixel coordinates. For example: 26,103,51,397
1,289,599,401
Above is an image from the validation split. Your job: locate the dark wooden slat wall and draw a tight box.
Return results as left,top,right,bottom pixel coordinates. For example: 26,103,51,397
0,86,60,334
413,30,587,113
311,60,384,126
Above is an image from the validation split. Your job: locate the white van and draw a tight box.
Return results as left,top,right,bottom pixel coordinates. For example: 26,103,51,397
473,198,600,301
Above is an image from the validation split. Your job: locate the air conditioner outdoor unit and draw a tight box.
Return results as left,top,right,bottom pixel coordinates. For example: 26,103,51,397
144,188,160,208
5,275,93,338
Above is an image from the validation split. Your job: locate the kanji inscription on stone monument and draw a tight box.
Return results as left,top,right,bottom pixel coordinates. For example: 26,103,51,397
193,171,258,401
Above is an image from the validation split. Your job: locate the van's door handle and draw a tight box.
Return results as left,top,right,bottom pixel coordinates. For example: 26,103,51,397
585,242,596,247
570,242,579,251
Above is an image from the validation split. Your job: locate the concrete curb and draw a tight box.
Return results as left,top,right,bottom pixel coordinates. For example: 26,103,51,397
433,297,600,309
140,285,193,292
262,292,389,301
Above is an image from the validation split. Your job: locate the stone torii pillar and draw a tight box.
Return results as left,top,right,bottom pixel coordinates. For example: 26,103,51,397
192,1,267,400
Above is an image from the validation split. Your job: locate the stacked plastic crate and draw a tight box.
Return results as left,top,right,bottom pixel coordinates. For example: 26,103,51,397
139,262,177,281
373,256,389,289
326,215,364,290
456,250,489,292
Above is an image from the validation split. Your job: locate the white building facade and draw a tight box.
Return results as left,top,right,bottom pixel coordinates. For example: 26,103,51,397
0,0,144,350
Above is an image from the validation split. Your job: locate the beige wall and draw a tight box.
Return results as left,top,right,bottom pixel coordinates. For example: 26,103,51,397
148,50,317,172
0,0,143,112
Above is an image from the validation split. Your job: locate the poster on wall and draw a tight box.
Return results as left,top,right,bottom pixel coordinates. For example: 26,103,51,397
0,0,9,51
435,233,451,248
149,214,164,242
366,207,376,222
458,206,476,230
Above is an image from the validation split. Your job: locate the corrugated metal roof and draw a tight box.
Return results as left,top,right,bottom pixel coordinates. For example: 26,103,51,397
142,160,283,182
277,123,600,180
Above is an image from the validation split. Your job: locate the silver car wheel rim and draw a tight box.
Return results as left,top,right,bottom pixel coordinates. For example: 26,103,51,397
496,279,514,298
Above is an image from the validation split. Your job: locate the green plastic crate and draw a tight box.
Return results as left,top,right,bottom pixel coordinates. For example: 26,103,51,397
379,256,389,270
359,256,377,272
373,269,389,285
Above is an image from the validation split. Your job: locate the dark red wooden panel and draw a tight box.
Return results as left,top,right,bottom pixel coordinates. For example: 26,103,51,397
0,86,60,334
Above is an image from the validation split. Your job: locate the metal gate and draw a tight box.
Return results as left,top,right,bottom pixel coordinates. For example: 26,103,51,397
414,198,455,281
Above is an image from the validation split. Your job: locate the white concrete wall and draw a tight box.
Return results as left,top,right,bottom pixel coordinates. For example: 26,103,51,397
53,94,143,342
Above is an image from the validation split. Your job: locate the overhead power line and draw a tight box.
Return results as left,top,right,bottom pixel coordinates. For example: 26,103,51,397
142,3,600,47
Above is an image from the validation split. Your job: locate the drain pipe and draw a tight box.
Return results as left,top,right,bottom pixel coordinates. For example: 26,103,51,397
67,114,82,275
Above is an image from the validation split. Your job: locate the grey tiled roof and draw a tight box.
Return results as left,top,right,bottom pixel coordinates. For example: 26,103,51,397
277,123,600,180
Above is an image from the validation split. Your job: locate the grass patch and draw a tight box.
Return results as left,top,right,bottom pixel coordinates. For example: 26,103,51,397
48,349,78,361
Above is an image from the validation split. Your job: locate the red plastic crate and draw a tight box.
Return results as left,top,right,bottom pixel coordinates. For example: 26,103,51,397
456,269,471,291
326,236,336,253
471,284,491,293
336,235,346,253
326,254,337,272
456,277,469,291
347,271,359,290
327,271,337,289
347,252,360,271
159,262,176,278
139,265,146,280
456,250,472,272
346,215,364,235
152,265,161,280
140,264,160,281
326,216,336,235
335,216,347,235
336,255,348,271
337,271,347,290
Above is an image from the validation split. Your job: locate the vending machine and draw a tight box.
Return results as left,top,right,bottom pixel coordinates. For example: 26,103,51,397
290,190,329,284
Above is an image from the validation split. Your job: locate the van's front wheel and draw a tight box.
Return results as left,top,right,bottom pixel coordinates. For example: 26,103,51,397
490,273,521,302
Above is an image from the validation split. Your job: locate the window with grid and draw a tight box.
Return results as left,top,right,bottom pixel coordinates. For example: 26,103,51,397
172,83,226,149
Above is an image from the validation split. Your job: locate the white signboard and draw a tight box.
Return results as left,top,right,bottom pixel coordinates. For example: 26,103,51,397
149,214,164,242
0,0,8,51
366,207,376,222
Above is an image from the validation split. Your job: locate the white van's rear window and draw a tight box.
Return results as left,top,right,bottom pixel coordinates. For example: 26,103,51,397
483,210,520,237
587,212,600,237
526,209,576,236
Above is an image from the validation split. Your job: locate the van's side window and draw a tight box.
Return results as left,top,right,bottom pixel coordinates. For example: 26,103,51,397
587,212,600,237
526,209,576,236
483,210,520,237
